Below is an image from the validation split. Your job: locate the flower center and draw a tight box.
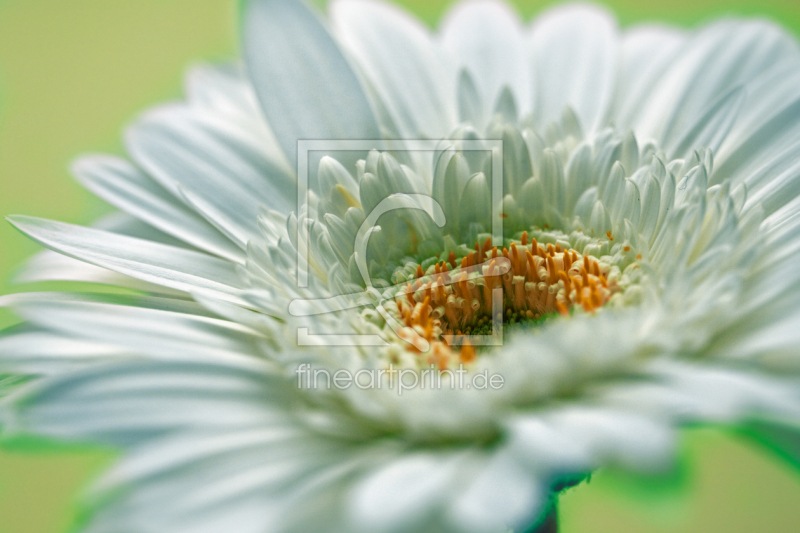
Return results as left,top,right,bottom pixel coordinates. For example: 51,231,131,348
382,228,631,370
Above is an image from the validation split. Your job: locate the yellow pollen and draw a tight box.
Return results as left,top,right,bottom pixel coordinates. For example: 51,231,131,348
390,236,619,367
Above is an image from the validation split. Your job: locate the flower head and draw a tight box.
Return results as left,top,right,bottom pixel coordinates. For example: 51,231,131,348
3,1,800,532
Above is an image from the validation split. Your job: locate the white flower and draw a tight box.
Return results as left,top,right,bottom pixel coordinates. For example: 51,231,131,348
3,0,800,532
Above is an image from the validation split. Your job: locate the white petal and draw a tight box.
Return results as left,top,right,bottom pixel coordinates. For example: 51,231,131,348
529,4,618,132
506,417,593,473
441,0,529,118
447,450,542,533
14,249,185,296
126,106,292,239
243,0,381,166
330,0,457,138
542,407,676,473
91,426,316,496
712,61,800,195
7,216,246,305
349,451,463,532
82,427,366,533
1,292,268,370
185,65,284,160
74,155,245,262
663,86,745,159
4,361,285,445
602,360,800,427
457,68,485,127
613,25,686,131
0,328,124,375
634,20,799,144
13,213,201,295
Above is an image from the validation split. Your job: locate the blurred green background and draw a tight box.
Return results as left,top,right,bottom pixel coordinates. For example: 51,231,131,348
0,0,799,531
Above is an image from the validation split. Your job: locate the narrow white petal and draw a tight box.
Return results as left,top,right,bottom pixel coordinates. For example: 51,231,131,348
0,329,124,375
74,155,245,262
635,20,799,144
331,0,457,138
185,63,291,174
664,86,745,159
613,25,686,130
349,452,463,531
1,292,268,370
529,4,618,132
441,0,529,118
713,62,800,195
7,216,246,305
126,106,291,240
447,450,542,533
14,249,186,296
243,0,382,165
602,360,800,427
4,361,284,445
543,407,676,473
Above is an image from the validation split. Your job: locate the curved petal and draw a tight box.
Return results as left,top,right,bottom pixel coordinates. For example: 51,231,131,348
2,361,287,445
6,216,246,305
0,326,125,375
633,19,799,144
613,25,686,131
126,105,292,241
441,0,529,121
529,4,619,133
349,451,465,532
663,86,745,159
80,426,376,533
712,61,800,201
0,292,268,371
74,155,246,262
446,449,543,533
185,65,279,153
243,0,382,167
185,64,293,172
14,250,187,296
599,361,800,428
13,213,196,296
330,0,457,138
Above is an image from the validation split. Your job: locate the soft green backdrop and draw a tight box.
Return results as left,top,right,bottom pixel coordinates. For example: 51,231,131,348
0,0,799,532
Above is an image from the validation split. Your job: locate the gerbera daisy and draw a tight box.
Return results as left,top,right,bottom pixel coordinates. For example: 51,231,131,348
3,0,800,532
